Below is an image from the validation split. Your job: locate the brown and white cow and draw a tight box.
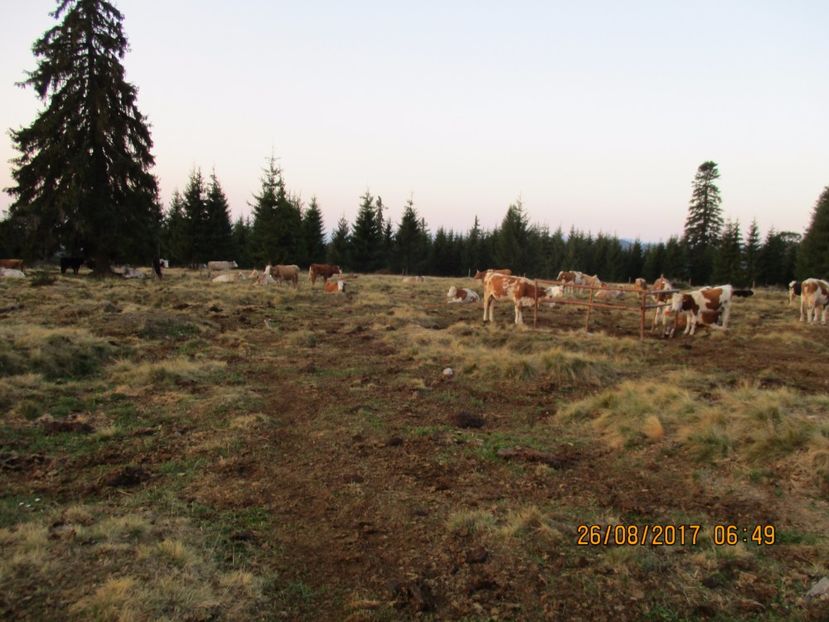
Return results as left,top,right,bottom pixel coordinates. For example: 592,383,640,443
324,280,346,293
0,259,24,270
447,286,480,303
594,284,624,301
474,268,512,280
634,277,647,290
483,273,553,325
800,278,829,324
649,275,673,332
556,270,583,295
309,263,342,285
789,280,803,306
668,284,753,337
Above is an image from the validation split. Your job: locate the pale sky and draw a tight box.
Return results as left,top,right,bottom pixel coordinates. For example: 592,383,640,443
1,1,827,242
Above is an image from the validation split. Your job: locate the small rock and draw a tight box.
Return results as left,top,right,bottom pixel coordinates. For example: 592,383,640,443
385,436,404,447
806,577,829,601
449,411,485,429
442,367,454,378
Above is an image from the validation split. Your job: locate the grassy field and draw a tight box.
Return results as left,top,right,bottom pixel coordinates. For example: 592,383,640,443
1,268,828,621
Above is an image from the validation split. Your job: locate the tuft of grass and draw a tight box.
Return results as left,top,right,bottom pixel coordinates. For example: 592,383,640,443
109,357,227,387
0,326,115,380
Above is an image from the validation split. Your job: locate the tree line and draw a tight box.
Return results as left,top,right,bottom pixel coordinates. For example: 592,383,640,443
1,1,827,287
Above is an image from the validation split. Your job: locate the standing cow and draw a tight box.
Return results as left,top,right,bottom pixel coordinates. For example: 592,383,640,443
309,263,342,285
800,278,829,324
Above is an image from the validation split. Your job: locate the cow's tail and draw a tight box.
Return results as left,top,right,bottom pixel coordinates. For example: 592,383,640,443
733,289,754,298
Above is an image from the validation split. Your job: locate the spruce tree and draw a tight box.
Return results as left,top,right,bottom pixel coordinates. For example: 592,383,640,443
395,199,428,274
6,0,160,269
231,216,253,268
494,200,530,273
350,191,382,271
161,191,188,265
204,172,234,261
683,161,723,284
712,220,743,284
796,187,829,279
250,157,285,266
182,169,209,264
328,216,351,267
743,219,761,287
302,197,327,265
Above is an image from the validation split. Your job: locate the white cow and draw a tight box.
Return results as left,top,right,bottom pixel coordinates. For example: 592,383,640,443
447,286,480,303
800,278,829,324
0,267,25,279
207,260,238,272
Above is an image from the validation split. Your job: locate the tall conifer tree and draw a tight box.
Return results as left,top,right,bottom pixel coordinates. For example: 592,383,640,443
7,0,160,269
796,187,829,279
302,197,327,265
683,161,723,283
204,172,234,261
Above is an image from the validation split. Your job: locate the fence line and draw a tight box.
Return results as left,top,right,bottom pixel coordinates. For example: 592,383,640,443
530,279,681,340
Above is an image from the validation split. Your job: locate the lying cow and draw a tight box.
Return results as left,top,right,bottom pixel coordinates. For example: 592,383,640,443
667,284,753,337
0,259,24,270
483,273,555,325
212,272,242,283
788,280,802,306
309,263,342,285
0,267,25,279
447,286,480,303
800,278,829,324
324,280,346,293
249,267,276,285
594,284,624,301
402,275,425,284
474,268,512,280
556,270,584,295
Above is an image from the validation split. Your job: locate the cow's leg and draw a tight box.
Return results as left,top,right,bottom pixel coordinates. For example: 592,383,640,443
685,315,694,335
822,306,828,325
514,304,522,325
720,305,731,329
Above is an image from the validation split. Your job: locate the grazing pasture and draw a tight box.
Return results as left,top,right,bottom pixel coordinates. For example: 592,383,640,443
1,269,828,621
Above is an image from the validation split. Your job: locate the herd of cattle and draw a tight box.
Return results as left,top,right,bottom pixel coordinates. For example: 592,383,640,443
2,257,829,336
445,268,829,337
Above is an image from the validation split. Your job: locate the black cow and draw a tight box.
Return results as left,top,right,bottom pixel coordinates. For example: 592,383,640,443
60,257,85,275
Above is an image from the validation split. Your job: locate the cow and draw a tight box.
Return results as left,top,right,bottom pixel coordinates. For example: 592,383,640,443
207,260,238,272
582,274,602,289
0,259,24,270
594,284,624,301
60,257,85,275
634,277,647,290
250,267,276,285
0,267,25,279
402,276,425,284
482,273,555,325
324,280,346,293
447,286,480,303
212,272,241,283
309,263,342,285
152,258,163,279
788,280,802,306
556,270,584,295
474,268,512,280
649,275,674,333
272,264,300,287
800,278,829,324
667,284,753,337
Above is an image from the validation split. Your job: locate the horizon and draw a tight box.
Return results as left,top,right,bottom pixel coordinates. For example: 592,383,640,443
1,1,827,242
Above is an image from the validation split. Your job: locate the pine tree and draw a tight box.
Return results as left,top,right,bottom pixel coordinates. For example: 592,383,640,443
683,161,723,284
250,157,286,266
394,199,428,274
494,200,530,273
712,220,743,284
301,197,326,265
204,171,234,261
796,187,829,279
231,216,253,268
6,0,160,269
328,216,351,267
743,219,761,287
161,191,188,265
350,191,382,271
182,169,209,264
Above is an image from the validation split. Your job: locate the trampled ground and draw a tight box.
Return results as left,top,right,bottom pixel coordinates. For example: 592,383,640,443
1,270,828,621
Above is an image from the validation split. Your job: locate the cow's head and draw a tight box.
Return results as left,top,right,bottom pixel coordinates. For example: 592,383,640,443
447,286,457,299
473,270,486,280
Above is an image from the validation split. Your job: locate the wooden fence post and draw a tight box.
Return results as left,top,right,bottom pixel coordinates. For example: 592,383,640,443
585,286,594,332
533,279,539,329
